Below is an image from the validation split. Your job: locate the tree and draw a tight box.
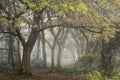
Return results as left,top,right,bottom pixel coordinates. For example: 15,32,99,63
0,0,89,75
0,0,120,76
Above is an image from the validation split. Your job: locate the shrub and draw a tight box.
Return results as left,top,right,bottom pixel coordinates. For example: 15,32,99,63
87,70,119,80
0,61,22,75
87,70,103,80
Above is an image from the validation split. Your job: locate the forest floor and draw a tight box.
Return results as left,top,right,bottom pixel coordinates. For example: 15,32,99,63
0,69,88,80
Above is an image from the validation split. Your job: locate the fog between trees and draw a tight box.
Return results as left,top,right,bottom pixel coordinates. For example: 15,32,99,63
0,0,120,79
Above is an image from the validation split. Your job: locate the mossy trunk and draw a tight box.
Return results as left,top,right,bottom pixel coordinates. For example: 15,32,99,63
100,40,113,77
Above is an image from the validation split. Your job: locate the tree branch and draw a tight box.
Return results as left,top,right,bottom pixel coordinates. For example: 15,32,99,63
15,28,26,46
39,24,102,33
0,31,18,36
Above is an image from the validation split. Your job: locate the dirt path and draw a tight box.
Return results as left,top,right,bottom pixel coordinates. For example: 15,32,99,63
0,69,88,80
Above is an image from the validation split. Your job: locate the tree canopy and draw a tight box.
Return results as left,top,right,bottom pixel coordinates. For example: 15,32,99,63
0,0,120,76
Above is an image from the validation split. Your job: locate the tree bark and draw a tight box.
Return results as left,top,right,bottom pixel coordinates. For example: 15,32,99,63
41,30,47,68
8,34,14,69
100,40,113,77
17,40,22,66
21,28,39,76
51,48,55,71
36,34,40,61
57,46,62,68
22,46,31,75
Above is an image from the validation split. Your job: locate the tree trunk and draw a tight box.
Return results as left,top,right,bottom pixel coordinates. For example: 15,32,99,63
41,30,47,68
57,46,62,68
36,34,40,61
101,51,113,77
21,28,39,76
17,40,22,66
22,46,32,75
8,34,14,69
100,40,113,77
57,28,68,68
51,48,55,71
